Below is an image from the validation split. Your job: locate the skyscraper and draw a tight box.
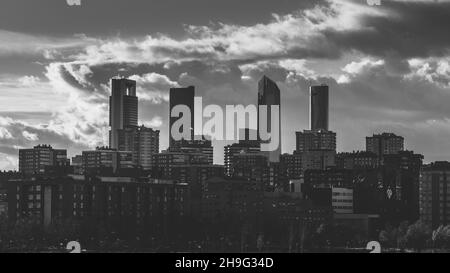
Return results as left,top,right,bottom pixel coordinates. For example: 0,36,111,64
310,85,329,131
109,78,138,149
258,76,281,163
169,86,195,147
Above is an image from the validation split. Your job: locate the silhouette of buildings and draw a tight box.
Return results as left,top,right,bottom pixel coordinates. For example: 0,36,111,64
420,161,450,229
280,153,303,179
336,151,379,170
201,177,263,226
19,145,68,175
232,152,268,180
169,138,213,165
117,125,160,170
383,151,423,222
366,133,404,164
294,89,336,173
293,130,337,172
0,182,7,216
4,175,189,230
82,147,134,175
71,155,83,174
302,168,353,210
224,129,261,177
153,148,211,178
6,74,435,251
296,130,336,152
109,78,159,170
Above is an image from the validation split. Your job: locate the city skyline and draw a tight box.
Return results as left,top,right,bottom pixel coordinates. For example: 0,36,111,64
2,0,450,255
2,0,450,170
0,73,432,171
7,73,419,174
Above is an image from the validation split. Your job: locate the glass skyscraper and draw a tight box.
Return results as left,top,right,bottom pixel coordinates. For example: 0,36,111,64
258,75,281,163
310,85,329,131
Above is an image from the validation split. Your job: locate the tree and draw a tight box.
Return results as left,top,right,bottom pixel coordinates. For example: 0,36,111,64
396,221,409,250
379,223,398,248
432,225,450,249
405,221,431,252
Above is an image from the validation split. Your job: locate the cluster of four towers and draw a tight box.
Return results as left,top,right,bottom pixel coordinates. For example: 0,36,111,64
108,76,330,167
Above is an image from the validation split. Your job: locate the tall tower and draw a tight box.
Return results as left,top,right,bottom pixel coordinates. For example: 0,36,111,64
310,85,329,131
258,75,281,163
109,78,138,149
169,86,195,147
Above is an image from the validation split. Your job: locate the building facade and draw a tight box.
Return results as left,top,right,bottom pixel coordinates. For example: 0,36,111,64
383,151,423,222
366,133,404,161
117,125,160,170
332,187,354,214
109,78,138,149
309,85,329,131
295,130,336,153
153,149,211,179
171,138,214,165
169,86,195,147
19,145,68,175
82,147,135,174
258,76,281,163
4,175,189,233
420,162,450,229
224,140,261,177
336,151,379,170
280,153,303,179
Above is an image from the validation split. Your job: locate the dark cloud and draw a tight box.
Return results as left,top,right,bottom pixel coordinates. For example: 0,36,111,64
323,1,450,60
0,0,325,37
241,62,290,82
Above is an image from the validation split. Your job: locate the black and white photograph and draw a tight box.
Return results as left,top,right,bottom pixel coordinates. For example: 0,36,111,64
1,0,450,263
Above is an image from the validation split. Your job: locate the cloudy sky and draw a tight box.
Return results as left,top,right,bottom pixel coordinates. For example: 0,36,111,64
1,0,450,170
